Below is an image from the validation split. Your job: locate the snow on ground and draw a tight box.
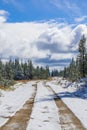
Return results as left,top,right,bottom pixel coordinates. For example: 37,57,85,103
26,81,61,130
0,78,87,129
47,77,87,129
0,81,36,127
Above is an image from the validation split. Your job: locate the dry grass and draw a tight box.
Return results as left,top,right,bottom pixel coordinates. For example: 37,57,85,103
15,80,30,84
0,85,10,91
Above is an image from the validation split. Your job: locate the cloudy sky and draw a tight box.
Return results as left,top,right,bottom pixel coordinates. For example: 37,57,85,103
0,0,87,70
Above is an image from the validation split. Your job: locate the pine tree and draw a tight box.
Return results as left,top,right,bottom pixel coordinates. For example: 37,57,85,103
69,58,77,81
23,62,28,79
85,53,87,76
63,67,67,78
78,35,86,78
34,66,40,79
51,70,54,77
28,60,34,79
0,59,3,80
14,59,23,80
45,65,50,79
5,61,13,80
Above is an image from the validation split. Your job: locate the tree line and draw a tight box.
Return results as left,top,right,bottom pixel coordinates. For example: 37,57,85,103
0,35,87,87
0,59,50,87
58,35,87,81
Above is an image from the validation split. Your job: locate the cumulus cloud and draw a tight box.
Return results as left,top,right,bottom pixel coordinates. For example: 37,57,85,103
0,10,9,23
0,22,50,58
0,10,8,15
0,20,87,70
36,23,87,54
50,53,75,60
75,16,87,22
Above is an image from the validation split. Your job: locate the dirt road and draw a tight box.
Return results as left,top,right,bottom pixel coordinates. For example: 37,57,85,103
46,84,85,130
0,82,86,130
0,84,37,130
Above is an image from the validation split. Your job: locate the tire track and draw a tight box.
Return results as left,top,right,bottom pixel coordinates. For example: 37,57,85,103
0,84,37,130
46,84,85,130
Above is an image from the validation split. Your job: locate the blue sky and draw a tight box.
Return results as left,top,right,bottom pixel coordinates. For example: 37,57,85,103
0,0,87,23
0,0,87,70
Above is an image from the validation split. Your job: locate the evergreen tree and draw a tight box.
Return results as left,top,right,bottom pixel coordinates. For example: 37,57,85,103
14,59,23,80
78,35,86,78
5,61,13,80
45,65,50,78
63,67,67,78
0,59,3,80
23,62,28,79
69,58,77,81
0,58,50,87
28,60,34,79
51,69,58,77
34,66,40,79
39,66,44,79
51,70,54,77
85,53,87,75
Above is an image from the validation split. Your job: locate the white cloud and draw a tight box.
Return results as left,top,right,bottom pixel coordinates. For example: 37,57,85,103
50,53,75,60
75,16,87,22
0,20,87,69
0,10,9,23
0,10,8,15
0,16,6,23
51,0,80,15
64,0,80,14
0,22,50,59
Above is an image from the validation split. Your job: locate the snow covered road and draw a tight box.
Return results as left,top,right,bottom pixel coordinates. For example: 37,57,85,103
0,81,36,128
47,78,87,129
0,79,86,130
26,81,61,130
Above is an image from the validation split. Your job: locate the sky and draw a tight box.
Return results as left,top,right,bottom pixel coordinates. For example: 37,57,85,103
0,0,87,70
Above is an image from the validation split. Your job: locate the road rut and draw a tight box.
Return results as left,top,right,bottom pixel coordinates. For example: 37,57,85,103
46,84,85,130
0,84,37,130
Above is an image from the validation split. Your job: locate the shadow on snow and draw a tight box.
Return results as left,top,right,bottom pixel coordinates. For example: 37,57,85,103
35,88,87,104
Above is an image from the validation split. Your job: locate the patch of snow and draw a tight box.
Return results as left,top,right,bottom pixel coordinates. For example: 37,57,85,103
0,81,36,127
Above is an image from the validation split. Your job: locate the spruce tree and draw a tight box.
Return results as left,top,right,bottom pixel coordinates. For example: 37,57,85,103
85,53,87,76
69,58,77,81
45,65,50,79
28,60,34,79
78,35,86,78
